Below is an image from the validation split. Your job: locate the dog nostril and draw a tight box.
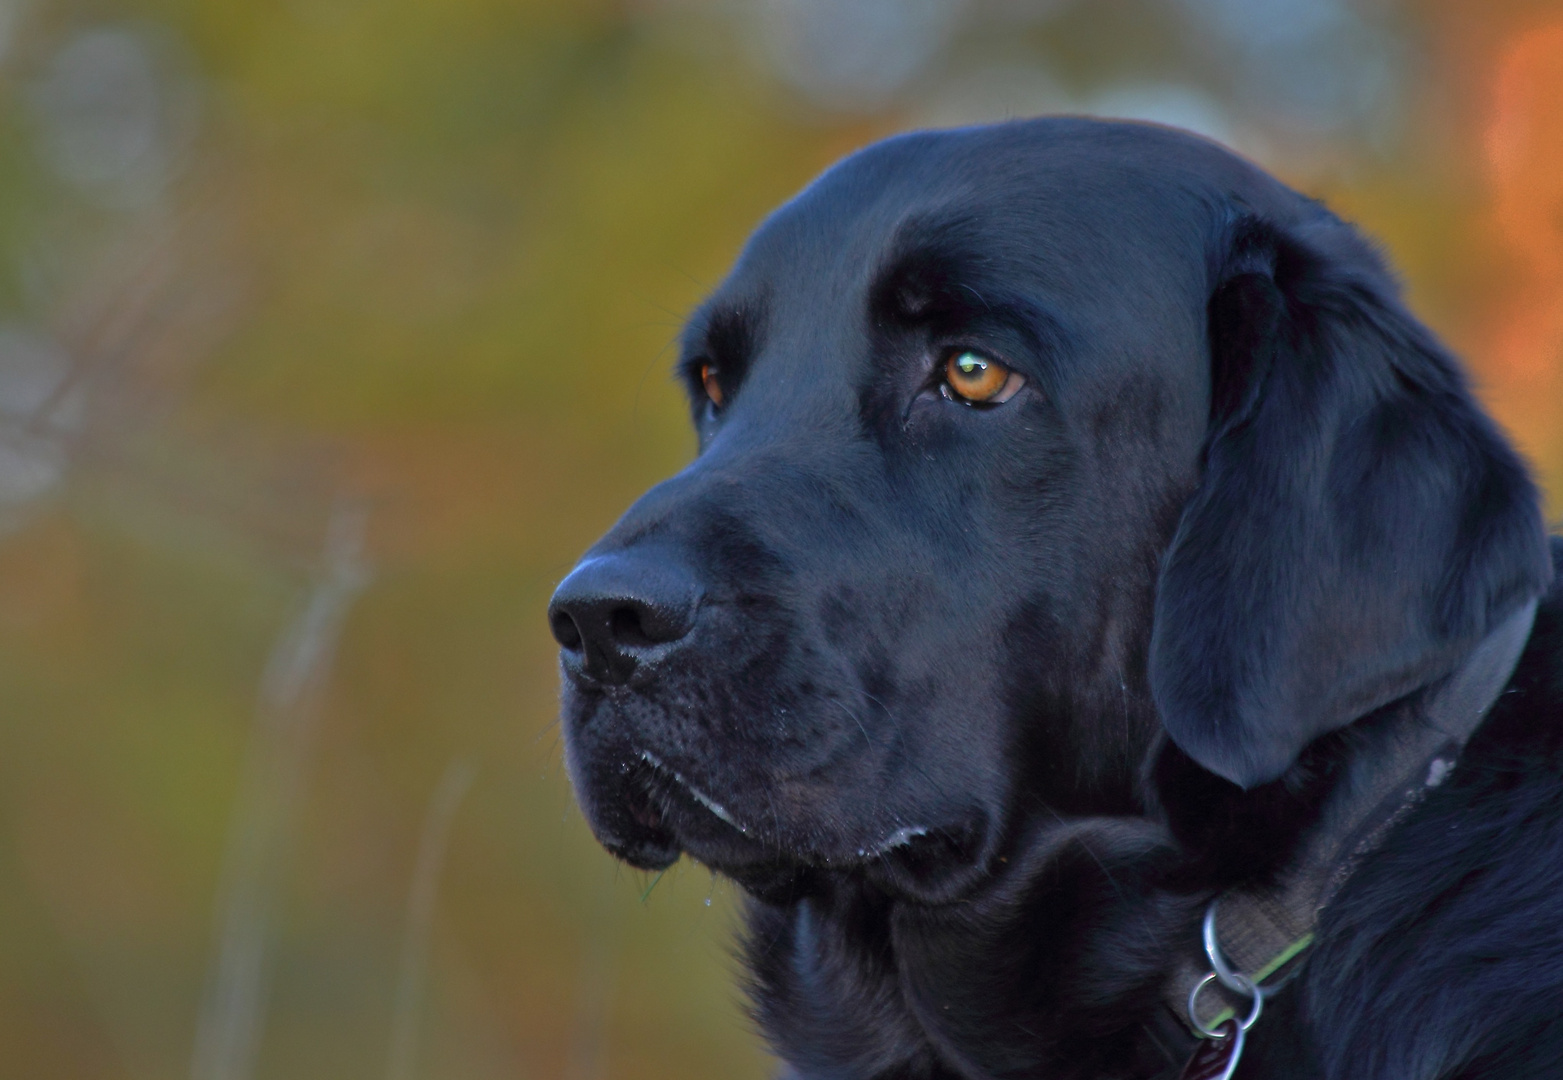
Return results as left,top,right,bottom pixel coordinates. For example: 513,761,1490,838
548,552,702,684
610,599,696,647
610,605,655,648
551,610,584,651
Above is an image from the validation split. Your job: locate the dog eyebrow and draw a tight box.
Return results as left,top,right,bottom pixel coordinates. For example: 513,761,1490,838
869,213,1072,376
678,296,767,397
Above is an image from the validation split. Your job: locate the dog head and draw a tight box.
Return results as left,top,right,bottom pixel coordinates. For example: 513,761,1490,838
549,118,1551,905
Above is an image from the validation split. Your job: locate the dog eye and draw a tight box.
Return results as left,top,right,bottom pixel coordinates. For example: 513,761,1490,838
700,363,724,408
941,350,1025,405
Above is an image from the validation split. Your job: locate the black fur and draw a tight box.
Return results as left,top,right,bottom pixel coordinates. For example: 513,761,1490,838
547,118,1560,1079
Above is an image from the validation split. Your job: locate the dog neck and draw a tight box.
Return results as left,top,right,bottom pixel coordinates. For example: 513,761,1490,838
1164,598,1537,1041
743,602,1537,1080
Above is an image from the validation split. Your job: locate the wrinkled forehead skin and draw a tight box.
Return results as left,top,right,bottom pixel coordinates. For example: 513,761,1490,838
558,118,1336,904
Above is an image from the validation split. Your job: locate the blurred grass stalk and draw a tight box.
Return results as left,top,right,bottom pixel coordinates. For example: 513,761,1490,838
190,502,371,1080
385,758,475,1080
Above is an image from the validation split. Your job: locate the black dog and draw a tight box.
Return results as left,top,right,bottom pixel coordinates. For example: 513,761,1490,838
547,118,1563,1079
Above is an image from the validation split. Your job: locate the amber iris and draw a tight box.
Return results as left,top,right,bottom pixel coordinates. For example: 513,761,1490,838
945,350,1011,402
700,362,724,407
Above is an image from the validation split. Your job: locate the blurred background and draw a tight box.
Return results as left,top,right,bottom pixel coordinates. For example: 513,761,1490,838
0,0,1561,1077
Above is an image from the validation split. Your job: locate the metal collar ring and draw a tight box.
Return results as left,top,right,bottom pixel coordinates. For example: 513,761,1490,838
1188,971,1263,1039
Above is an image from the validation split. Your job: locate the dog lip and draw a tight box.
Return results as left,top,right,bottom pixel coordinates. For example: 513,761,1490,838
602,833,682,871
637,750,752,835
622,752,990,901
856,824,931,858
859,812,994,904
590,791,683,871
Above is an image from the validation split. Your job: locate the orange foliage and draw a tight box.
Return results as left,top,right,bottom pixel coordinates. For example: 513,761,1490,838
1481,22,1563,477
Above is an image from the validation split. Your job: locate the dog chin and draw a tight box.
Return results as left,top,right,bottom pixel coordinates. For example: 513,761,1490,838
682,804,995,906
584,746,999,902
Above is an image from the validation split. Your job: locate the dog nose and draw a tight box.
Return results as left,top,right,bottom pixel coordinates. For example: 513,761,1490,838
548,553,701,684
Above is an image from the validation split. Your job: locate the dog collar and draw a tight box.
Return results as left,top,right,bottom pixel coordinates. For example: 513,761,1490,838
1161,598,1538,1068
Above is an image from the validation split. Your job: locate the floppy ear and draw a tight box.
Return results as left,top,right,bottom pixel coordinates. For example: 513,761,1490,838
1149,212,1553,790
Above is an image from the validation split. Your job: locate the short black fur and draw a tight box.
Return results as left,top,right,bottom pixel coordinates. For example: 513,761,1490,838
547,118,1559,1079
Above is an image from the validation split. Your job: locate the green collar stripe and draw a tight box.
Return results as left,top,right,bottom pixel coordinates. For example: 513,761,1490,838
1198,933,1315,1031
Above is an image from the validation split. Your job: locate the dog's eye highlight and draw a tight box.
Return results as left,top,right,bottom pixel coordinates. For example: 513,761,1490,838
700,363,724,408
942,350,1024,405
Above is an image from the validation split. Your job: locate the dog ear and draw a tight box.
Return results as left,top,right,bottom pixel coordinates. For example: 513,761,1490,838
1149,212,1553,790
